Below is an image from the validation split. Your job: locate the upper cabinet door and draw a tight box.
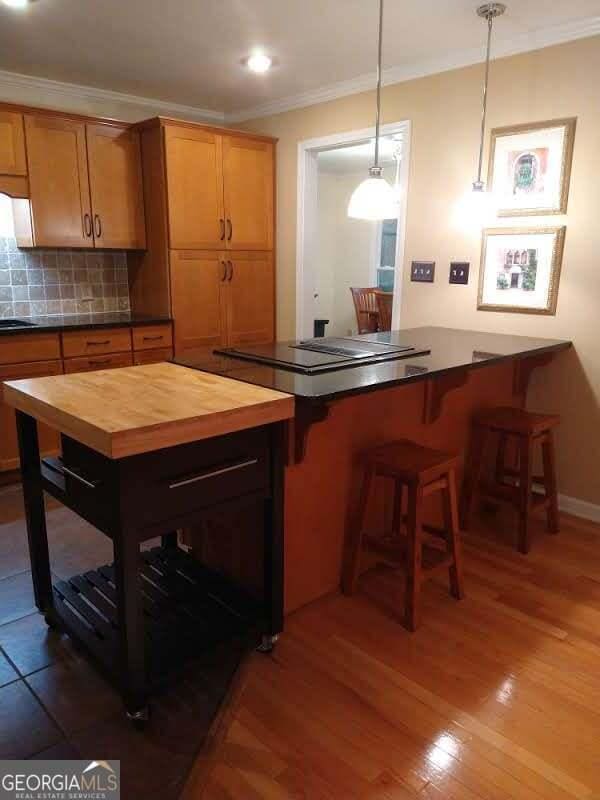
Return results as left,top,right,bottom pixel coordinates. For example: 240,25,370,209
86,124,146,250
222,136,274,251
25,114,93,248
165,126,225,250
0,111,26,176
170,249,228,361
226,251,274,347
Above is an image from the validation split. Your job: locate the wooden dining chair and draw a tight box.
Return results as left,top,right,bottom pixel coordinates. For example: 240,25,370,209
350,288,379,334
376,291,393,331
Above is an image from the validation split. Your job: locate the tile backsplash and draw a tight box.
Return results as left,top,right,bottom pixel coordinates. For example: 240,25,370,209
0,237,131,319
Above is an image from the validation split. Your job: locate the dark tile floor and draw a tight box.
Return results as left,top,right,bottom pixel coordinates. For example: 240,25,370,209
0,483,246,799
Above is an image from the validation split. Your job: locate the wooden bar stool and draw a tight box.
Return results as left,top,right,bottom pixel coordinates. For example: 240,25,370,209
460,407,560,554
343,439,464,631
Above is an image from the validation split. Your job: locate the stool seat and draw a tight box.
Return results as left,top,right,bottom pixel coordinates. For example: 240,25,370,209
474,407,560,436
461,405,560,554
367,440,458,484
343,439,464,631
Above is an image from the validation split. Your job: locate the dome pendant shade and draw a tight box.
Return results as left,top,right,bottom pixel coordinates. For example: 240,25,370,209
348,167,399,221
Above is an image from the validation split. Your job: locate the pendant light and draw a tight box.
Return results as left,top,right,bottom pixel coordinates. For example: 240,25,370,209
471,3,506,199
348,0,398,220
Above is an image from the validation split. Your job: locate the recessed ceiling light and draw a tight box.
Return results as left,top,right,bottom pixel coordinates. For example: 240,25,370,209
245,53,273,74
2,0,36,7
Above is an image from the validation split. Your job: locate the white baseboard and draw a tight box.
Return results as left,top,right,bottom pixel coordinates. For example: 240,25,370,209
558,494,600,524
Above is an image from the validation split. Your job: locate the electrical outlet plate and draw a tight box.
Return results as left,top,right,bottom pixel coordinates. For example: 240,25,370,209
449,262,470,285
411,261,435,283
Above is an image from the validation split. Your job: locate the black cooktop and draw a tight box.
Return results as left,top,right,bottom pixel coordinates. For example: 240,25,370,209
215,337,430,375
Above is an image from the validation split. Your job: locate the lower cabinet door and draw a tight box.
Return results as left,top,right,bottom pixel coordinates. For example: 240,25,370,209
170,250,228,361
0,359,63,472
226,251,274,347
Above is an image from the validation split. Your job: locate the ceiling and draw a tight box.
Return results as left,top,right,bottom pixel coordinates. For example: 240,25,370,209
318,136,400,175
0,0,598,120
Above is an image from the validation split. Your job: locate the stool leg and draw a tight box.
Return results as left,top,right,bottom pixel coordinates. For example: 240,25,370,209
495,433,508,484
342,464,375,595
391,478,403,538
442,469,465,600
404,485,423,632
517,437,534,554
460,425,487,531
541,432,560,534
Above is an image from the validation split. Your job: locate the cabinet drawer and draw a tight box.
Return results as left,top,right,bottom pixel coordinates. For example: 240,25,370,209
64,352,133,374
62,327,132,358
133,347,173,365
132,324,173,351
57,427,271,536
0,333,61,365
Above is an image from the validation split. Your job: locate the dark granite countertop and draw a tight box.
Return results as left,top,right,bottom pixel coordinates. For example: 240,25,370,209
174,327,571,403
0,312,172,336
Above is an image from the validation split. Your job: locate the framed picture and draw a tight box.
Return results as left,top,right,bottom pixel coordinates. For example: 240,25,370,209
478,227,566,315
488,118,576,217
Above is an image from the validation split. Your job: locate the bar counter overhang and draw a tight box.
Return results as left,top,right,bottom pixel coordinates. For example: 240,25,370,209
176,327,572,613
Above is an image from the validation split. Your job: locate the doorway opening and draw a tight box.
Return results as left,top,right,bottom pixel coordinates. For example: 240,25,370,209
296,121,411,340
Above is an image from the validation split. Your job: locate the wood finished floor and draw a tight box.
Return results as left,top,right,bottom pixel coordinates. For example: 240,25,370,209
190,506,600,800
0,483,245,798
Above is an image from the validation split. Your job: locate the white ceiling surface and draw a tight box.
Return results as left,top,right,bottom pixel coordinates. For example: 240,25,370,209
318,137,400,174
0,0,599,121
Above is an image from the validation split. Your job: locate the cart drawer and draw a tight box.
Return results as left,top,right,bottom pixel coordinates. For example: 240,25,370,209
59,426,271,537
132,324,173,351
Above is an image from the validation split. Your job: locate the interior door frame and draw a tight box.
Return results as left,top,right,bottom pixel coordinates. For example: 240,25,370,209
296,120,412,340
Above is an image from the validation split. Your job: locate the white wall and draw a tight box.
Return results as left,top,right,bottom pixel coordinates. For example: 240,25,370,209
316,171,376,337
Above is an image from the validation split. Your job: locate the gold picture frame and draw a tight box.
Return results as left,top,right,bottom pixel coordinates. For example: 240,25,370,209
488,118,576,217
478,226,566,315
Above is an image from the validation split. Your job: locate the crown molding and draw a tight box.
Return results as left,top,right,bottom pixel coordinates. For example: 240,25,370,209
0,68,224,123
225,15,600,123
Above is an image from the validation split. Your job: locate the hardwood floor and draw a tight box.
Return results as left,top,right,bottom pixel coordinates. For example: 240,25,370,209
188,506,600,800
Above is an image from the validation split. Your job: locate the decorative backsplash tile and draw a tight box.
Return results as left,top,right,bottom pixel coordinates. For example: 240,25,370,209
0,237,130,319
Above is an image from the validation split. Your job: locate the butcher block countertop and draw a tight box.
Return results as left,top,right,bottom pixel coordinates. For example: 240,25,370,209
3,362,295,458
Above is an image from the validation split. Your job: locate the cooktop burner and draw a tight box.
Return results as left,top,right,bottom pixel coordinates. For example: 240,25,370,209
215,336,430,375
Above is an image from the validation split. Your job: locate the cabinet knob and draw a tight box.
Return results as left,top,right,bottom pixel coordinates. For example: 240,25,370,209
94,214,102,238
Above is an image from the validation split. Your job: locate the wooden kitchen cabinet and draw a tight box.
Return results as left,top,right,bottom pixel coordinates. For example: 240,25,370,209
19,113,146,249
222,136,274,251
0,359,62,472
86,124,146,250
170,250,227,361
0,111,27,176
24,114,92,248
226,252,275,346
165,126,225,250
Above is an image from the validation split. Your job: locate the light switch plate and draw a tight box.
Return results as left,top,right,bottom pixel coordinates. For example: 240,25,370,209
449,262,470,285
411,261,435,283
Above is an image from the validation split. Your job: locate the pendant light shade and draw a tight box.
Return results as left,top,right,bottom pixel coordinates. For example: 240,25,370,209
347,0,398,221
348,167,399,220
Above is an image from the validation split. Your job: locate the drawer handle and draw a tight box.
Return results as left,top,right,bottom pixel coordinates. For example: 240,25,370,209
168,457,258,490
142,335,164,342
86,340,111,346
62,465,99,490
227,218,233,241
88,358,112,366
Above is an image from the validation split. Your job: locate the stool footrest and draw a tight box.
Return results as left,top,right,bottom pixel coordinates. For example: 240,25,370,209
363,534,454,576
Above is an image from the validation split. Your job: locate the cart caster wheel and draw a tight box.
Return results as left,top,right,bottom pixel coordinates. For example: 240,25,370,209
126,706,150,729
256,634,279,654
44,613,60,631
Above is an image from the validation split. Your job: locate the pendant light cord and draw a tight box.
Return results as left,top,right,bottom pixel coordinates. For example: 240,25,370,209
476,13,494,186
373,0,384,169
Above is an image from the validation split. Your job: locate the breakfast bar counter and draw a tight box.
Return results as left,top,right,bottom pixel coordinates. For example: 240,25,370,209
3,363,294,721
177,327,572,613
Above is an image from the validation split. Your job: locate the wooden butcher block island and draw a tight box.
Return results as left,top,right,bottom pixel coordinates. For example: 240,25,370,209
3,362,294,722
